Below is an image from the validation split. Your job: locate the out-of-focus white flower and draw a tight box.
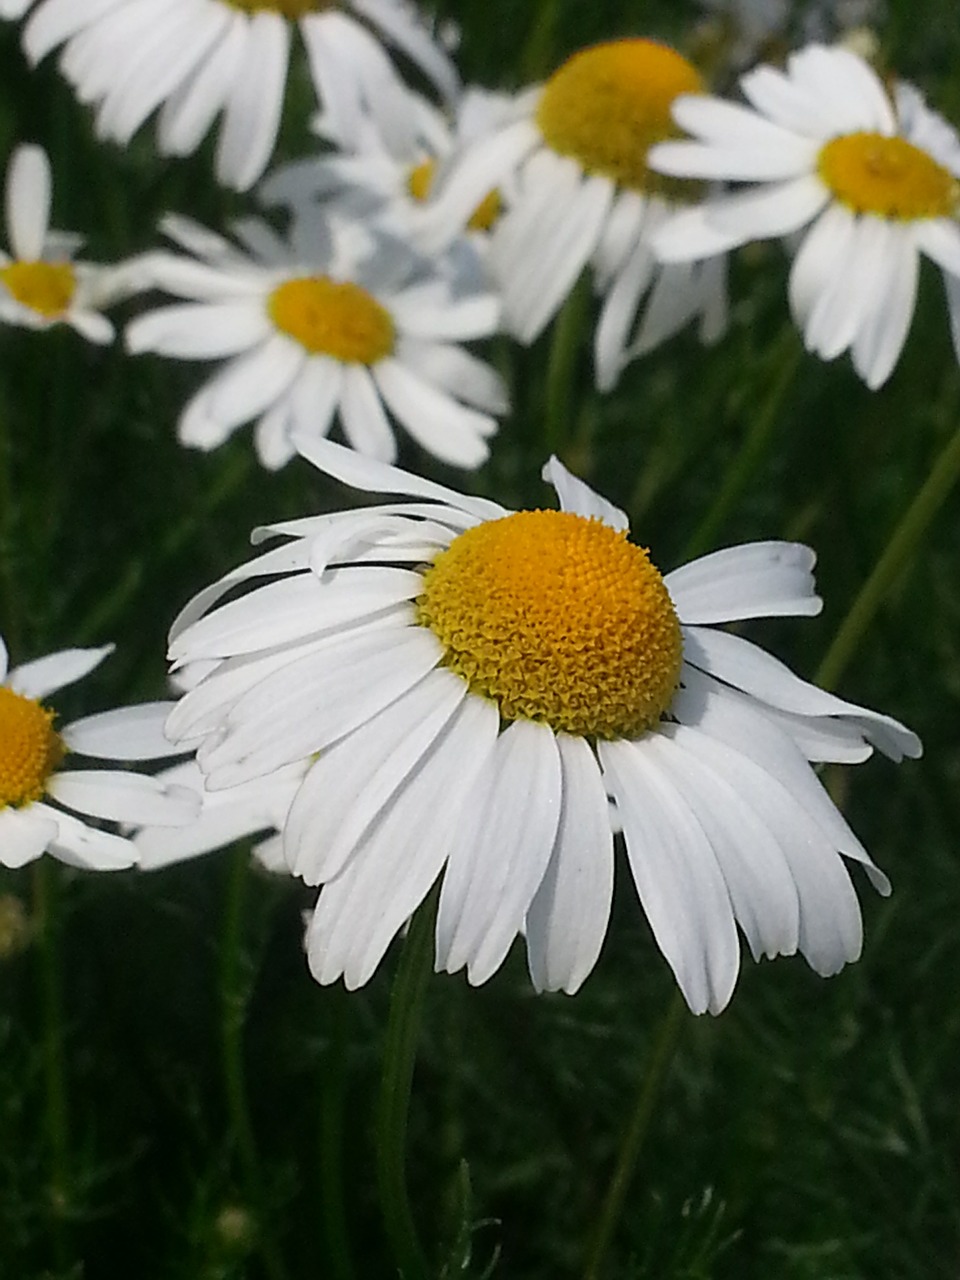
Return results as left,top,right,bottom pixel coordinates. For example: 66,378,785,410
0,144,117,342
0,635,196,871
651,45,960,388
12,0,459,191
413,39,729,390
125,211,506,470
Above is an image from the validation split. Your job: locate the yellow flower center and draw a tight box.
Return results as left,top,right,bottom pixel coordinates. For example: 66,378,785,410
817,132,960,219
0,261,76,318
224,0,332,16
407,158,503,232
268,276,395,363
0,686,65,809
536,39,704,195
416,509,683,739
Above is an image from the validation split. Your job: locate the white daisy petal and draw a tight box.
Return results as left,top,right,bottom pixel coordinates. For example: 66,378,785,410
126,300,271,359
46,769,198,825
10,644,114,699
665,542,820,623
214,12,289,191
6,144,51,260
525,735,614,994
61,702,182,759
35,804,138,871
437,718,563,985
541,456,628,530
306,692,499,989
600,736,740,1015
0,806,59,868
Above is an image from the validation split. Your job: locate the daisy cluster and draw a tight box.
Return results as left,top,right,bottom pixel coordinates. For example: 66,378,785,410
0,0,943,1016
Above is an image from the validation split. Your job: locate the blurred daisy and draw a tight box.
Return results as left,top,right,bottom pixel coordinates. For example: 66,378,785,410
415,38,729,390
0,144,115,343
0,635,196,871
15,0,459,192
125,212,505,470
650,44,960,388
165,439,919,1014
260,85,515,262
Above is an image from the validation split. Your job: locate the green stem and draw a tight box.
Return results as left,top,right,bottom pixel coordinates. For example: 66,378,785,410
520,0,559,80
816,416,960,690
318,990,355,1280
375,889,438,1280
32,858,70,1268
582,990,687,1280
220,846,287,1280
544,278,590,457
0,398,22,653
681,336,803,562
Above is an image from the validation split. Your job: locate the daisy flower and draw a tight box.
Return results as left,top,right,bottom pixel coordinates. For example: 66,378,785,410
13,0,459,192
0,144,115,343
0,635,197,871
164,439,919,1015
125,212,505,470
414,38,729,390
649,44,960,388
260,85,515,261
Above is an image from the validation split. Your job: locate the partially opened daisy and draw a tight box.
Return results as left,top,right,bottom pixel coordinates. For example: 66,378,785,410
164,439,919,1014
14,0,459,192
260,84,515,262
649,44,960,388
0,635,197,871
0,144,115,343
125,212,505,470
414,38,729,390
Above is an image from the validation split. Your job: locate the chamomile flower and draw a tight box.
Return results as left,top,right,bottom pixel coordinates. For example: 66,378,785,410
164,439,919,1014
0,144,115,343
260,85,514,276
414,38,729,390
15,0,459,192
125,212,505,470
0,635,197,871
649,44,960,388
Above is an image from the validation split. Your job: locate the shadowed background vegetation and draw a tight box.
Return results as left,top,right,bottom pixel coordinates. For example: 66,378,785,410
1,1,959,1276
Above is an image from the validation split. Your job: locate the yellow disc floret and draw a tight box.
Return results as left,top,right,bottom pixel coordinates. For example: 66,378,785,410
536,39,704,195
0,686,65,809
818,133,960,219
268,276,395,363
417,509,683,739
225,0,332,16
408,158,502,231
0,261,76,318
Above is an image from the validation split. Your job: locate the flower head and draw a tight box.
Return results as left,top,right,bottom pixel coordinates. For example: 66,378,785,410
165,441,919,1014
0,144,115,343
0,635,196,870
414,38,729,389
650,44,960,387
14,0,458,191
125,212,505,470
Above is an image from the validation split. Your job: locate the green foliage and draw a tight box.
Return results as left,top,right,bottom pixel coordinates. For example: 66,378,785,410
1,2,960,1278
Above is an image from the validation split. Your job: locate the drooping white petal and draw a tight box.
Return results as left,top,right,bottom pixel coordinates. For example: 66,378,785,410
285,667,467,884
525,735,614,994
305,692,499,989
599,736,740,1015
34,803,138,870
436,719,563,985
214,11,290,192
0,805,58,868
